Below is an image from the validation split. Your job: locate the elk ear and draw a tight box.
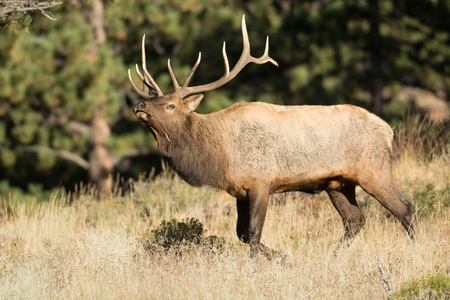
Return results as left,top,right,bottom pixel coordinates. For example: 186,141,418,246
185,94,204,112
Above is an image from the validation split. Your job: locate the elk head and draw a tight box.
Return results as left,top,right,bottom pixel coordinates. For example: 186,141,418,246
128,15,278,144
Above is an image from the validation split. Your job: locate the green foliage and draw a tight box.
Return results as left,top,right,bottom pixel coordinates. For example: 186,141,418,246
0,12,32,32
409,183,450,216
394,272,450,299
0,180,58,205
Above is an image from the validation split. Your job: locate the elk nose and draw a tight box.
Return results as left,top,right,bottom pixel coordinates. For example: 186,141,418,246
133,102,146,113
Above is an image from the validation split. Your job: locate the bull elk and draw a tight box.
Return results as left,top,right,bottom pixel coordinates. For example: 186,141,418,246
128,15,417,259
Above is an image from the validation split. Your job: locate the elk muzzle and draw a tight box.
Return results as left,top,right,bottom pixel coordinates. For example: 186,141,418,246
133,102,151,122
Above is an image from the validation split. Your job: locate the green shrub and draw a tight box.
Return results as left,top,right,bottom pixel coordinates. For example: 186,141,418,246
394,272,450,299
140,218,226,252
409,182,450,217
139,218,205,251
152,218,205,248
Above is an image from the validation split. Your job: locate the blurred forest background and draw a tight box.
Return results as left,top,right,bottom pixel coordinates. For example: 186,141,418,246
1,0,449,198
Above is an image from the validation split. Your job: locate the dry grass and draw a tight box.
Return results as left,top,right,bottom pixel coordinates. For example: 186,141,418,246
0,123,449,299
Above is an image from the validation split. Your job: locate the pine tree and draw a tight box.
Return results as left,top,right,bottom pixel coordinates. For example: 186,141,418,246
1,0,449,196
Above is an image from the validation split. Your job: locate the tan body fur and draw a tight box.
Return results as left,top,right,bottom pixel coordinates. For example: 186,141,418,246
168,103,390,195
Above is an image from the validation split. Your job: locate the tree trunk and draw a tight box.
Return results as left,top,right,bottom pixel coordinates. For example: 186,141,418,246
85,0,113,193
89,108,113,193
372,81,384,118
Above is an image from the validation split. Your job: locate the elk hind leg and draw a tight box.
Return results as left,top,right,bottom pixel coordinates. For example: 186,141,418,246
326,182,365,242
359,174,416,239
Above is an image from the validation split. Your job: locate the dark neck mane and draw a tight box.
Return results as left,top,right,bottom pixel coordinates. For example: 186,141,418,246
161,114,229,189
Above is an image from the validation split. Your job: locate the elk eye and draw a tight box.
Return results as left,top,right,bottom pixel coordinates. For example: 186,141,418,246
166,104,175,110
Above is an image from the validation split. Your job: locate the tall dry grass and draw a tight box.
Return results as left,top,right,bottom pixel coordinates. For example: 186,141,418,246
0,118,449,299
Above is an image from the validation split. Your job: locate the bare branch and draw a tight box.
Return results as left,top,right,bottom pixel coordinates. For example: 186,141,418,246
66,121,91,135
18,145,89,170
0,0,63,21
39,7,56,21
18,144,160,171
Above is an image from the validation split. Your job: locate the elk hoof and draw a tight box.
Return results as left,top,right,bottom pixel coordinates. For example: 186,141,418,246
251,243,292,265
273,251,294,266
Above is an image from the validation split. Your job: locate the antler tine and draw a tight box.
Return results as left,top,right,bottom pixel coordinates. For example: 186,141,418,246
134,64,148,93
222,42,230,77
128,69,154,100
135,65,158,95
182,52,201,89
128,35,164,99
241,14,250,54
260,36,278,66
168,52,202,93
174,14,278,99
141,35,164,97
235,16,278,67
168,58,181,91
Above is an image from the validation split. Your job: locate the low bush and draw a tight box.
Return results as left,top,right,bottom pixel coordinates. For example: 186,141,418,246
140,218,226,252
394,272,450,299
152,218,205,248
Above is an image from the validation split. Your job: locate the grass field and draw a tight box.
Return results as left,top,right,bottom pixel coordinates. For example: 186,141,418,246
0,118,449,299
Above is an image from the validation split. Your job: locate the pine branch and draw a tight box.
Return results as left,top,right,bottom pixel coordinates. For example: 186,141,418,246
0,0,63,21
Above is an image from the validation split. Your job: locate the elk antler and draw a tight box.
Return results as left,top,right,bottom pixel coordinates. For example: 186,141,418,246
128,15,278,100
128,35,164,99
169,15,278,99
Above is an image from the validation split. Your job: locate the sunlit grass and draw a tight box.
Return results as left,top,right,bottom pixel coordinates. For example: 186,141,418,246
0,118,449,299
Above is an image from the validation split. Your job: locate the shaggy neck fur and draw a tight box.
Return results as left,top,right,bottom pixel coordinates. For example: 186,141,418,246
157,113,230,189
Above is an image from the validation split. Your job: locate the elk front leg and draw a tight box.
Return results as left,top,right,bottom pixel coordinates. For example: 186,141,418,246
236,198,250,243
236,186,277,259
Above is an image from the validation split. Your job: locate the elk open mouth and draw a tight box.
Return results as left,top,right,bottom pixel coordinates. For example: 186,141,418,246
134,109,152,122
